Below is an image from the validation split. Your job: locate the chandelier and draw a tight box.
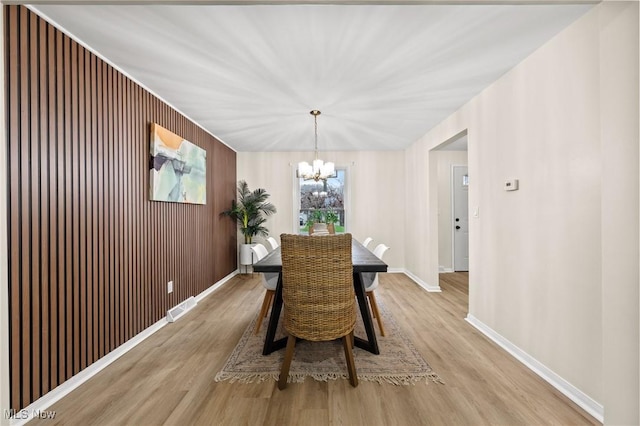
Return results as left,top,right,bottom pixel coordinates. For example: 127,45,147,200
297,110,336,182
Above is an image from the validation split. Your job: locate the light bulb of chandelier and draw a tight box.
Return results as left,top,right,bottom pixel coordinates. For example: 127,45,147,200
321,162,335,177
297,161,312,177
312,159,324,174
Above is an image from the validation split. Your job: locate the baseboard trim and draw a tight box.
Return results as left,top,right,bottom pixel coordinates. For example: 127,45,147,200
465,314,603,423
9,271,238,426
402,269,441,292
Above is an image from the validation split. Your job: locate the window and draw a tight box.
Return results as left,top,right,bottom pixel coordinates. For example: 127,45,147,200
298,169,347,234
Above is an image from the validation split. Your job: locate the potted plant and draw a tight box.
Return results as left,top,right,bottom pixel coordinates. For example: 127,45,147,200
325,208,339,234
223,180,276,265
307,209,325,235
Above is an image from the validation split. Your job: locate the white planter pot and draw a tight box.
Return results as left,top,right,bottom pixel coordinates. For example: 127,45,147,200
239,243,257,266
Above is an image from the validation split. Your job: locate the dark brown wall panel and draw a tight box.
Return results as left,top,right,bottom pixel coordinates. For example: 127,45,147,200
5,5,238,410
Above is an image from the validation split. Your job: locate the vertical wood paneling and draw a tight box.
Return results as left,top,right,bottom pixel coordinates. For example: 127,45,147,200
28,11,41,400
63,32,73,381
38,16,50,396
46,20,58,392
90,52,99,364
19,7,31,406
83,48,93,366
55,27,66,388
7,5,20,411
5,5,237,411
77,36,87,373
97,59,105,360
107,65,114,353
123,78,129,341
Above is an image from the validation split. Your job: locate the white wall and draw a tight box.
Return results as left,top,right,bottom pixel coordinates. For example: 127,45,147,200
236,150,405,270
435,151,468,272
599,2,639,424
405,3,638,423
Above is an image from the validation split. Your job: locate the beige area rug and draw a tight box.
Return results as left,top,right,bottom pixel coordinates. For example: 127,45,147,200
214,300,444,386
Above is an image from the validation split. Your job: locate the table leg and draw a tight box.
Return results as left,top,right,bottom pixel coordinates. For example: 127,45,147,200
262,272,287,355
353,271,380,355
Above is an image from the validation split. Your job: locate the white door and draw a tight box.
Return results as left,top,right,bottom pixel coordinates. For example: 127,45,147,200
452,166,469,271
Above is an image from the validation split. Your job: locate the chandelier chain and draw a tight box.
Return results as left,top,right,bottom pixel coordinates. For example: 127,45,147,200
314,113,318,158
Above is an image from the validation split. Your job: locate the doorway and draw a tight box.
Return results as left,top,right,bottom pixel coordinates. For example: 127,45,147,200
433,134,468,273
431,131,469,311
452,165,469,272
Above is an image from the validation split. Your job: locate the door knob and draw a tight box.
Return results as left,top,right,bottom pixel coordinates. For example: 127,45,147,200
455,225,461,230
455,218,460,222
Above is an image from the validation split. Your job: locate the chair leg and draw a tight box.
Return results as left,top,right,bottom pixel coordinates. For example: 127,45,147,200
264,290,274,316
342,331,358,387
278,335,297,390
368,294,377,319
367,291,386,337
254,289,275,335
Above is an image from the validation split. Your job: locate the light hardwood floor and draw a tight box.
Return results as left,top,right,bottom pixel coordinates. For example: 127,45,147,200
31,272,599,425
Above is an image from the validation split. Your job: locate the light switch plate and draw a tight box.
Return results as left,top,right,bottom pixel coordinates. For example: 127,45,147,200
504,179,519,191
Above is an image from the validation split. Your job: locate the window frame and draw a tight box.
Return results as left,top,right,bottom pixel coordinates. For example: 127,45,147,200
292,165,351,235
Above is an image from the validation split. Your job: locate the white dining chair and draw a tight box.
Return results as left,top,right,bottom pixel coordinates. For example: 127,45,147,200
251,243,279,334
362,237,373,249
363,243,390,336
266,236,279,250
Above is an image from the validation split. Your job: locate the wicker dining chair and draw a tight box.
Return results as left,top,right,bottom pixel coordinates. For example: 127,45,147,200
277,233,358,389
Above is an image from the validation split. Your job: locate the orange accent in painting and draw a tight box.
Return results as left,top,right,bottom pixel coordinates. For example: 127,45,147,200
153,123,184,150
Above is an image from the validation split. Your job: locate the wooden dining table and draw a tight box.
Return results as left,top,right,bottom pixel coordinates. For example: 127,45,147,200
253,237,388,356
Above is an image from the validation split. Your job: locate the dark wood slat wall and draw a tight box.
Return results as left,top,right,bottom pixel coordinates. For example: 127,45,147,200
5,5,238,411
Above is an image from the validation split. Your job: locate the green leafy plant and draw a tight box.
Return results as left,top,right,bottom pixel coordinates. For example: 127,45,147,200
223,180,276,244
310,209,325,224
325,209,339,224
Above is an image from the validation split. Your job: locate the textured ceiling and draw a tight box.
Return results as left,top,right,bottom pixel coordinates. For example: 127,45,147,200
33,3,593,152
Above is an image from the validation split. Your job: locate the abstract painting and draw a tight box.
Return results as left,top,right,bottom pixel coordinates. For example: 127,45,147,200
150,123,206,204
